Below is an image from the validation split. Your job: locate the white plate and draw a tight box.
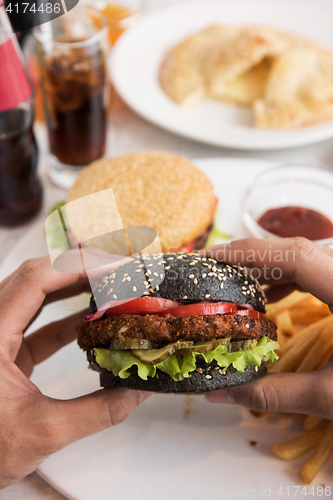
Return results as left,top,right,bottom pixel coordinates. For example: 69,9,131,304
111,0,333,150
1,159,332,500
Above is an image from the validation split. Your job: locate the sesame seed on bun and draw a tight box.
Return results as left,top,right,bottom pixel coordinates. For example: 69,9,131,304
91,253,267,313
67,151,216,253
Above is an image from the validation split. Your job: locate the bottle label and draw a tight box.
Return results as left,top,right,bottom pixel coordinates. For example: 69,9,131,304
0,38,32,111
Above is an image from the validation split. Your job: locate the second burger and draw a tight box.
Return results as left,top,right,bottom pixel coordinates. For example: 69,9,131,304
66,150,216,253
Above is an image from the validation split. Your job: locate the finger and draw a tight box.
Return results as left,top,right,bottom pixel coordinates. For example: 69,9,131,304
20,310,88,368
207,237,333,263
0,257,86,298
206,238,333,308
0,257,86,361
15,340,34,378
0,268,18,293
52,246,133,280
23,279,91,334
43,388,153,453
256,275,295,286
43,280,91,306
205,371,333,419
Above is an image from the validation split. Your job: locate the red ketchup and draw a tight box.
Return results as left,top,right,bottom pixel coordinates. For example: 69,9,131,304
257,206,333,240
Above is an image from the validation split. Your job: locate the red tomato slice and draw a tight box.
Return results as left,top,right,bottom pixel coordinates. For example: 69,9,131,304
161,301,238,318
103,297,266,320
232,309,266,320
105,297,181,316
174,240,195,253
236,303,254,310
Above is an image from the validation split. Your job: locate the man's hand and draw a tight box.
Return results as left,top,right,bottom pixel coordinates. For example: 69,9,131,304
204,237,333,418
0,257,151,489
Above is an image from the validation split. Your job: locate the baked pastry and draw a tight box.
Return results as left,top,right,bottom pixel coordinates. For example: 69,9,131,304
159,24,333,129
203,25,286,105
159,25,237,106
255,44,333,128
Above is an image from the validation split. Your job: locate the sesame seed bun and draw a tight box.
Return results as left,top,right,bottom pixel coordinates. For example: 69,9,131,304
91,253,266,313
67,151,216,253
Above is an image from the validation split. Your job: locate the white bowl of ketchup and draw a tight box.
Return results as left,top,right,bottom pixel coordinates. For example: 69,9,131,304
242,164,333,247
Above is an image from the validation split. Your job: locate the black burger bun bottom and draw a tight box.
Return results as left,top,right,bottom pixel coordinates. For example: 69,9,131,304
78,253,277,394
88,350,267,394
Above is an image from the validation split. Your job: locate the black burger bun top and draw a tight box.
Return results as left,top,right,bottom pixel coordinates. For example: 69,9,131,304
91,253,266,314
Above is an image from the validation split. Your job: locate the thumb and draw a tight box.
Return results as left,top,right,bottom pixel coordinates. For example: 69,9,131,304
205,371,332,418
43,388,152,454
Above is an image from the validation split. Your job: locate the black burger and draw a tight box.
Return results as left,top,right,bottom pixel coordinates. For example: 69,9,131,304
77,253,278,394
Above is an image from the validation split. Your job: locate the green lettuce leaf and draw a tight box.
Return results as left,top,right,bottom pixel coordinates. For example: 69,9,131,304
95,349,156,380
156,355,183,381
44,200,69,252
201,336,279,372
94,336,279,381
205,209,230,247
179,354,197,379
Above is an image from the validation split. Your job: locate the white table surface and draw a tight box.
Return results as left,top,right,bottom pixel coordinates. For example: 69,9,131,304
2,0,333,497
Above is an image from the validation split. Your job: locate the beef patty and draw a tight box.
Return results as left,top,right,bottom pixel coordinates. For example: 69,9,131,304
78,313,277,351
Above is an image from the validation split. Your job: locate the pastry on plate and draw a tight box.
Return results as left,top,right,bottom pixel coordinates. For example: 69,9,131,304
159,24,333,129
255,44,333,128
159,25,238,106
203,25,286,105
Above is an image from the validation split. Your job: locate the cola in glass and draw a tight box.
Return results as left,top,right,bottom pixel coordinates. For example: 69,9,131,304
42,41,106,167
34,7,108,188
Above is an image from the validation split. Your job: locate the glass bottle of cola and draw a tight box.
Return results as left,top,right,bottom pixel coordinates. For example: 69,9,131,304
0,1,43,226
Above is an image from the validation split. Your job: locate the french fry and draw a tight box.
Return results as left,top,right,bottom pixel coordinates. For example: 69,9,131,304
276,309,293,335
268,317,332,373
296,317,333,373
278,315,331,353
290,297,331,324
301,420,333,484
266,291,311,317
304,415,325,431
274,309,295,355
266,291,333,483
275,330,289,355
271,421,328,461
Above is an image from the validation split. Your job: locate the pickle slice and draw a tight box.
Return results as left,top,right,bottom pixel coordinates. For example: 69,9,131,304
109,339,153,350
178,337,231,355
229,339,257,352
128,338,257,365
131,340,194,365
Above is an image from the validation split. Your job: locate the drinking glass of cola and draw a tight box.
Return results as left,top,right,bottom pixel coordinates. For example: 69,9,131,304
34,7,108,188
